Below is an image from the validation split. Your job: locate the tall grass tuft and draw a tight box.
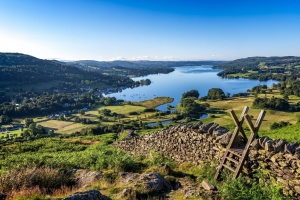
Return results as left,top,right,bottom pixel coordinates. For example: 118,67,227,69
0,167,73,194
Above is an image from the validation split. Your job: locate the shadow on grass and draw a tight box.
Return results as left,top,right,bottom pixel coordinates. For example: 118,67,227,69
206,108,227,115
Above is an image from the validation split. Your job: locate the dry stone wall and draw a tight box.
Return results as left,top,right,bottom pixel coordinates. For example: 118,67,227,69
114,122,300,198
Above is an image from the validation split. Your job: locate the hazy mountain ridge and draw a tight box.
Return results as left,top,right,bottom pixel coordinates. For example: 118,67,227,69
65,60,225,69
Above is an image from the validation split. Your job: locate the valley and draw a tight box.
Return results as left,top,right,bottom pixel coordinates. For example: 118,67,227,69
1,54,300,199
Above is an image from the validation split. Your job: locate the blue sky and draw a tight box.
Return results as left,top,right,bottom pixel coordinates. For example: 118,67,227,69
1,0,300,61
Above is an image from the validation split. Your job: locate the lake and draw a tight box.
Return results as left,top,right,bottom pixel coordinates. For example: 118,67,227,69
106,65,278,110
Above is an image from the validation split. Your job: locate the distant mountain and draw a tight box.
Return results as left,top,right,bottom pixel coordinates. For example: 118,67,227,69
213,56,300,70
65,60,224,70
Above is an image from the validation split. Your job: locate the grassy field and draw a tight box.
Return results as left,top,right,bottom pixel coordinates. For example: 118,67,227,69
132,97,174,108
29,97,176,135
200,90,300,141
202,97,298,130
226,70,258,78
35,117,92,134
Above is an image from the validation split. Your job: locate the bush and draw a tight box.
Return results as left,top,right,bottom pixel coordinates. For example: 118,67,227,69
128,111,139,115
270,121,291,130
219,176,287,200
0,167,72,193
144,108,157,112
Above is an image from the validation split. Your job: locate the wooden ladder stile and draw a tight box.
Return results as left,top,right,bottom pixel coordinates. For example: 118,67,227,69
214,107,266,180
214,106,249,180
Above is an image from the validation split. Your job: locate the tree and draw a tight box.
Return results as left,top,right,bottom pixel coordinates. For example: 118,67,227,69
0,115,12,125
79,109,85,115
23,118,34,127
182,89,199,99
180,97,206,117
99,109,111,116
207,88,225,100
156,121,163,128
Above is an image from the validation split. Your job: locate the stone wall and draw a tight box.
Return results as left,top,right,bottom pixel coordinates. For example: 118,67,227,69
114,122,300,197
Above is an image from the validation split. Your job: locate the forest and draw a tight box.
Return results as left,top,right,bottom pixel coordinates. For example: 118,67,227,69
214,56,300,81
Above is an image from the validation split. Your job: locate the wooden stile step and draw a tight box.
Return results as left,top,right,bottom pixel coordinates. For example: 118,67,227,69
225,156,239,165
222,164,236,172
228,145,246,157
214,106,266,180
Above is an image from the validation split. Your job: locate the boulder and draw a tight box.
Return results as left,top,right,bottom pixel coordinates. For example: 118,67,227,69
63,190,110,200
119,187,136,200
118,172,141,184
201,180,215,191
74,170,103,188
138,173,171,193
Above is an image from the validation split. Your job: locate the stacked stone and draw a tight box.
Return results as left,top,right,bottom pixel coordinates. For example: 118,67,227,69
114,122,300,198
248,137,300,197
114,122,228,164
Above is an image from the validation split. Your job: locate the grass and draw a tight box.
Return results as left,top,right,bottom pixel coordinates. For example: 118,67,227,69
199,90,300,141
27,97,176,136
226,70,258,78
35,118,90,134
132,97,174,108
260,123,300,142
98,105,146,115
203,97,298,131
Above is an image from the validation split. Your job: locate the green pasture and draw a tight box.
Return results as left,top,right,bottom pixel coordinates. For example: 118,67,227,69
201,91,300,141
35,117,90,135
132,97,174,108
226,70,258,78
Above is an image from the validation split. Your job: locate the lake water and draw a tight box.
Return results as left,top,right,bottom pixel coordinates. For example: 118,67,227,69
106,65,278,110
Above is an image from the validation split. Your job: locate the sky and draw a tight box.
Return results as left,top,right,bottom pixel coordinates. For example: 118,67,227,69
1,0,300,61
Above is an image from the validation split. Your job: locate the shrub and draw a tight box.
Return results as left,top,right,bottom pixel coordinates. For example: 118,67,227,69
219,176,287,200
129,111,139,115
0,167,73,193
270,121,291,130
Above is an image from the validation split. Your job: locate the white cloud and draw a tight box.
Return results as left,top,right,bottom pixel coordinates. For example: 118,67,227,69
130,56,151,60
113,56,128,60
162,56,179,60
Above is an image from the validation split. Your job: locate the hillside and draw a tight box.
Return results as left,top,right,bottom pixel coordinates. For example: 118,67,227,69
214,56,300,70
214,56,300,81
0,53,135,91
66,60,224,69
65,60,225,77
